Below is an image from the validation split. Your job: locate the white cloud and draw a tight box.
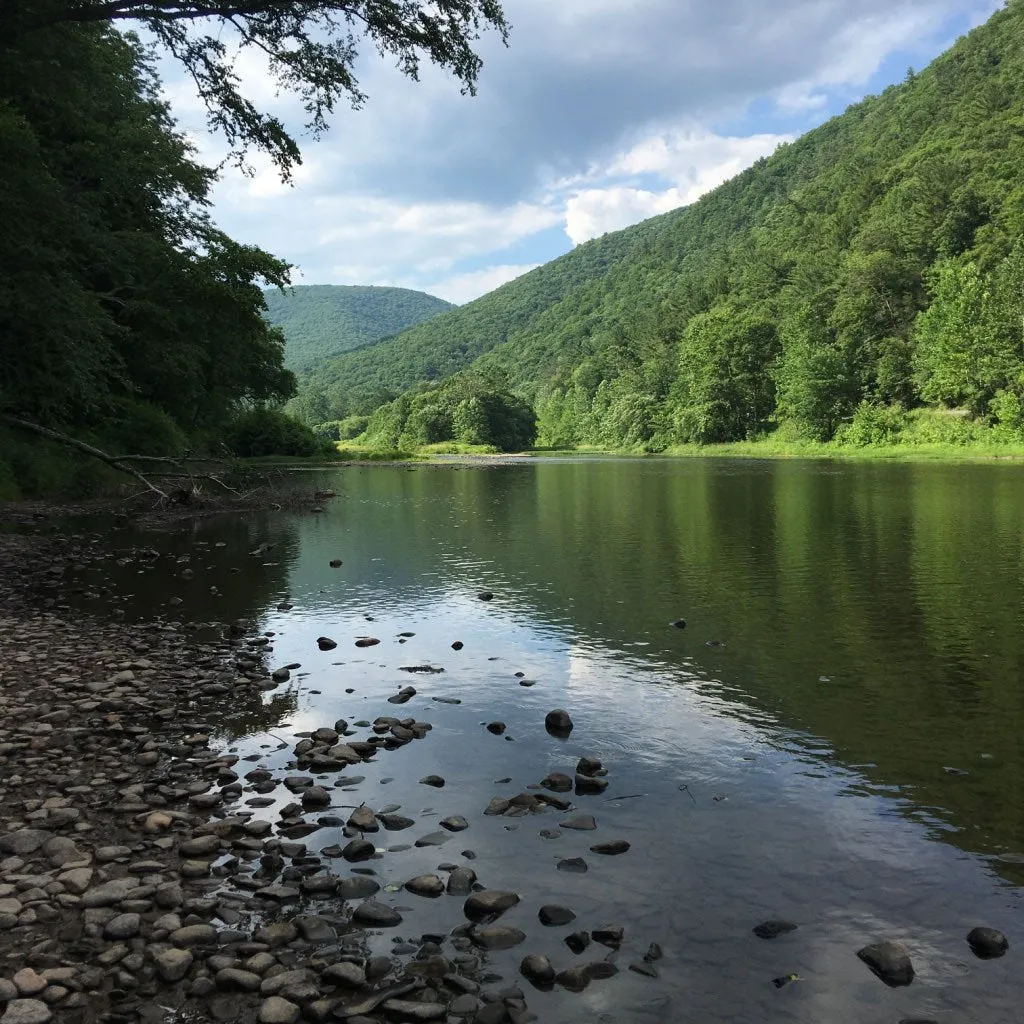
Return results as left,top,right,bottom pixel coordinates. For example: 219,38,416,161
420,264,542,304
152,0,1001,302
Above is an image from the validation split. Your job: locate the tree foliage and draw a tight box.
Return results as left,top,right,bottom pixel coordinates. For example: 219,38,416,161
364,371,536,451
8,0,508,177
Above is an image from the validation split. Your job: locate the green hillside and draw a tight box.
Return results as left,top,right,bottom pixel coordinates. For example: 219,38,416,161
349,3,1024,452
266,284,453,372
286,220,671,422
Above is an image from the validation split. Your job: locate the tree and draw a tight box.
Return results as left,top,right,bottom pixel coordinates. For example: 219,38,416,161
7,0,509,178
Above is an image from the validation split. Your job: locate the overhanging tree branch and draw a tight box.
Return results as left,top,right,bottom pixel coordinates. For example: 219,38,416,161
12,1,509,179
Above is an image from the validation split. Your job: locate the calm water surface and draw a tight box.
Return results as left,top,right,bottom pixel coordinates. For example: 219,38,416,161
61,458,1024,1023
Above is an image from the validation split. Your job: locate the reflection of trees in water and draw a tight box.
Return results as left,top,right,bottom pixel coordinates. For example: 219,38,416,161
211,686,300,744
65,511,301,625
292,463,1024,868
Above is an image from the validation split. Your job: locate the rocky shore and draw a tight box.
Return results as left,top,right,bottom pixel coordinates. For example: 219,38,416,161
0,530,632,1024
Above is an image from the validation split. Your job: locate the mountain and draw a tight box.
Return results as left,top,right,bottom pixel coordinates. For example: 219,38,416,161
265,285,453,372
300,3,1024,450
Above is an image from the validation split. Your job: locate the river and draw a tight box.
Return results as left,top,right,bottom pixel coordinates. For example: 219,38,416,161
55,457,1024,1023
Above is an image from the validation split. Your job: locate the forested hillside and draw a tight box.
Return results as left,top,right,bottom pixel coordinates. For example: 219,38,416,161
351,2,1024,451
267,285,452,371
286,218,671,422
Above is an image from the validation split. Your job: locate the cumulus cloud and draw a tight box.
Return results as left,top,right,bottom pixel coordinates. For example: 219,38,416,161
156,0,1000,301
420,264,542,304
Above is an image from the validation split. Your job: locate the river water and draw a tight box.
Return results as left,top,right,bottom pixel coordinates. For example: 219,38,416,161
55,457,1024,1023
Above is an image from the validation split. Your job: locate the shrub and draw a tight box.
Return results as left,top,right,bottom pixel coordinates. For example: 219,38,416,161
223,408,323,457
836,402,909,446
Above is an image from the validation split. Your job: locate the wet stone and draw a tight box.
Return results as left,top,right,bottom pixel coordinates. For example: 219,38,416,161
557,858,588,874
405,875,445,898
352,900,403,927
538,905,576,926
342,840,377,863
486,723,506,735
258,997,300,1024
967,926,1009,959
857,941,915,987
544,709,573,735
590,840,629,855
471,926,526,950
440,816,469,833
559,815,596,831
1,1001,52,1024
540,773,573,793
464,891,520,923
592,926,623,949
575,775,609,795
419,775,445,788
338,877,381,900
565,931,591,955
519,955,555,988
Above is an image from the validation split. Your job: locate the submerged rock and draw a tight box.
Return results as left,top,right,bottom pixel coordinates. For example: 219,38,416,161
967,926,1009,959
544,709,574,736
857,941,915,987
590,840,630,855
520,954,556,988
753,920,798,939
471,926,526,950
464,890,520,923
538,905,576,926
316,637,337,651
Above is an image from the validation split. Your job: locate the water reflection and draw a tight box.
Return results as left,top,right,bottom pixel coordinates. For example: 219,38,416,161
45,458,1024,1022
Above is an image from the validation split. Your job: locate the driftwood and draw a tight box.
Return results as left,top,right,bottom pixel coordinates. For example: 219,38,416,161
2,414,242,500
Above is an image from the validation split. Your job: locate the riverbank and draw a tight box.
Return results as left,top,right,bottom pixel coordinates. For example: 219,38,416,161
0,530,547,1024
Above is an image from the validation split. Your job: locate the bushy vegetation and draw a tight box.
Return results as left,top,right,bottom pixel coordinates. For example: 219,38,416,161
302,3,1024,453
222,409,330,458
363,372,537,452
0,1,503,495
266,285,453,373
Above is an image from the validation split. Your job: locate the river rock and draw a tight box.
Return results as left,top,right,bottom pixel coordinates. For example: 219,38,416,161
258,997,299,1024
539,905,576,926
559,815,596,831
967,926,1009,959
593,926,623,948
477,591,494,601
348,806,378,832
329,559,343,568
170,924,218,947
486,722,506,735
464,890,520,923
575,774,608,795
519,955,555,988
557,857,588,874
541,772,573,792
484,797,510,816
11,973,44,999
0,830,49,856
337,877,380,900
354,637,380,648
446,867,477,894
154,948,193,982
320,962,366,989
419,775,445,788
352,900,402,927
576,756,603,777
857,941,915,987
544,709,573,735
565,931,591,954
440,815,469,832
590,840,629,855
378,1000,445,1021
377,813,414,831
1,1001,51,1024
103,913,141,940
216,969,262,992
471,926,526,950
554,967,590,993
405,875,445,898
317,637,337,651
753,919,798,939
342,840,376,862
179,833,221,857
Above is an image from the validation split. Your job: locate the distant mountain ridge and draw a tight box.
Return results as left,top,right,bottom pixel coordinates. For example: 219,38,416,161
265,284,453,372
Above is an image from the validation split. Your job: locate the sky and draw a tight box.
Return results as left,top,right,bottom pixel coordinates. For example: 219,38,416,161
162,0,1001,304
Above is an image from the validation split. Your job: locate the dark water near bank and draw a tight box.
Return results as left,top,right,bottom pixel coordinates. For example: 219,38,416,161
54,458,1024,1022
